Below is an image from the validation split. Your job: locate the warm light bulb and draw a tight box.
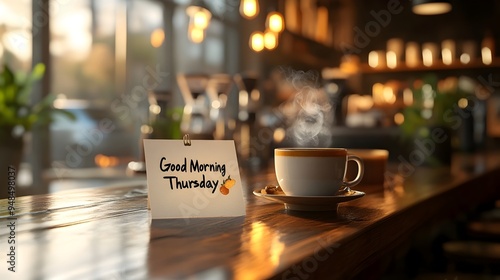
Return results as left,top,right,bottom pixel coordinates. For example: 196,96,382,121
240,0,259,19
482,47,493,65
460,53,470,64
458,98,468,109
383,87,396,104
186,5,211,30
266,11,284,33
193,11,210,29
394,113,405,125
188,25,205,43
441,40,455,65
264,30,278,50
386,51,397,69
150,28,165,48
368,51,380,68
273,128,286,143
412,2,452,15
250,31,264,52
422,49,433,66
442,48,452,65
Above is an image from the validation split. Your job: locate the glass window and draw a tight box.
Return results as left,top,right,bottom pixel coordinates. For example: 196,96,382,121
0,0,32,70
50,0,166,170
50,0,115,102
173,2,234,74
3,0,239,175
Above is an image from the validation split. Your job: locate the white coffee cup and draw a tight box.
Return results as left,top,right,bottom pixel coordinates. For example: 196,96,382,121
275,148,364,196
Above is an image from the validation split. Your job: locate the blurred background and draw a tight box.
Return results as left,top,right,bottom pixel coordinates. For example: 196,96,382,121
2,0,500,196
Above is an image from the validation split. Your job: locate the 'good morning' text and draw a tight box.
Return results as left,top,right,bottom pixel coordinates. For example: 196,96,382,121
160,157,226,193
160,157,226,177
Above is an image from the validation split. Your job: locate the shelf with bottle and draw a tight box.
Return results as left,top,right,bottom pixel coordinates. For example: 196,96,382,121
358,35,498,75
359,58,500,74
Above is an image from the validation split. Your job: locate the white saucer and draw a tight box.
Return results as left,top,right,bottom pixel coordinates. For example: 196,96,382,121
253,189,365,211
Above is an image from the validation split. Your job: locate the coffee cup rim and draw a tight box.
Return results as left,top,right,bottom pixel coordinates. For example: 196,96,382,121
275,148,347,157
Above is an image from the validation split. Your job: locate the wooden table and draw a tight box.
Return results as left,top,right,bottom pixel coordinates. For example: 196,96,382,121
1,152,499,279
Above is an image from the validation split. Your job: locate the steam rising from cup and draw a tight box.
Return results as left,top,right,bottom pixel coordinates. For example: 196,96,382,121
280,69,333,147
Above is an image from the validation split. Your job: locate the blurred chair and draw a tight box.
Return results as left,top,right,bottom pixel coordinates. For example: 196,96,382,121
441,202,500,275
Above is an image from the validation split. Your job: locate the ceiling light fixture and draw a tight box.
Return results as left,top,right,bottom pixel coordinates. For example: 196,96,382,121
264,30,278,50
250,31,264,52
186,3,211,30
186,1,211,43
188,25,205,43
266,11,284,33
240,0,259,19
412,0,452,15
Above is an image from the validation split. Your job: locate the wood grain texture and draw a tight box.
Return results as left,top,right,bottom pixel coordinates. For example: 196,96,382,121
0,152,499,279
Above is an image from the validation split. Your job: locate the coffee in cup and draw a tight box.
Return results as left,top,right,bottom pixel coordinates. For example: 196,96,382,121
274,148,364,196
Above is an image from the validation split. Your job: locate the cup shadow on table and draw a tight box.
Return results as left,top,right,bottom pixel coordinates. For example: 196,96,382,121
282,205,383,224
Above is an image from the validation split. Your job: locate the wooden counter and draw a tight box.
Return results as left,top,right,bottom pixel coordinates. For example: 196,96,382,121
0,152,499,279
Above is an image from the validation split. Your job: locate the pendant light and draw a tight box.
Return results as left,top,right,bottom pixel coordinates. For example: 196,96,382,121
186,3,211,30
250,31,264,52
266,11,284,33
186,1,211,43
240,0,259,19
188,25,205,44
264,30,278,50
412,0,452,15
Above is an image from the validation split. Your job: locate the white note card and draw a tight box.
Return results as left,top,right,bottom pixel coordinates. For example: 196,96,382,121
143,139,246,219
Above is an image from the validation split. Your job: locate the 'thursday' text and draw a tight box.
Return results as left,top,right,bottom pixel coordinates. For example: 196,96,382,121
159,157,226,194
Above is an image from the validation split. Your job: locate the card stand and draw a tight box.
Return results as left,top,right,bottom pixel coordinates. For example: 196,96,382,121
143,136,246,219
183,134,192,146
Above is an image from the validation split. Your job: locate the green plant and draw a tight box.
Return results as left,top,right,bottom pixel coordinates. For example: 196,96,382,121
399,74,469,166
0,63,74,140
400,74,464,140
149,107,183,139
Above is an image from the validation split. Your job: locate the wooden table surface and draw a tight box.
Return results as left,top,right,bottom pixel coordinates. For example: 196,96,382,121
1,152,499,279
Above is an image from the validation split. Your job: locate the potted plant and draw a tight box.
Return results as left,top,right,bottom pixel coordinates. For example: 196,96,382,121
399,74,464,167
0,63,74,186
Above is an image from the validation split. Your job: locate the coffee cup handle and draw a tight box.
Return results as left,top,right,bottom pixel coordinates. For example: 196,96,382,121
343,155,364,189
